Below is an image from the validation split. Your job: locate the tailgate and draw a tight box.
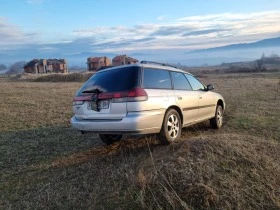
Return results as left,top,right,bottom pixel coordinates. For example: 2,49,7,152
74,99,127,120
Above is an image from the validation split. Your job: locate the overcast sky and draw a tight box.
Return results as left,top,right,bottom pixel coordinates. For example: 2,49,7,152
0,0,280,56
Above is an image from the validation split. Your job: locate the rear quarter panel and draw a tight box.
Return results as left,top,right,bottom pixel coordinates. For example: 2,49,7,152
126,89,176,128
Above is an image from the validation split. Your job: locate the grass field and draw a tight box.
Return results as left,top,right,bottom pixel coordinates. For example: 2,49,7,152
1,72,280,209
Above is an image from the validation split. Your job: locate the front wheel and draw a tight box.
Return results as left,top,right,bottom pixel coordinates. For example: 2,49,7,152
210,105,224,129
158,109,182,145
98,134,122,145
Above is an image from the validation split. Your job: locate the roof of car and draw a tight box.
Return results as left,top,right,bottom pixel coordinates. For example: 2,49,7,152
96,61,192,75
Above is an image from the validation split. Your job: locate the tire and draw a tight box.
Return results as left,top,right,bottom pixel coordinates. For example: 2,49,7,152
210,105,224,129
158,109,182,145
98,134,122,145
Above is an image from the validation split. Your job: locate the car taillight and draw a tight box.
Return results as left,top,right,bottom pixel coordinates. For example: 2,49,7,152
73,95,93,106
72,88,148,105
125,88,148,102
103,88,148,103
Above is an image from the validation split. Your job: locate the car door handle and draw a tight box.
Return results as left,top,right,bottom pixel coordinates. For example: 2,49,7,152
177,96,182,100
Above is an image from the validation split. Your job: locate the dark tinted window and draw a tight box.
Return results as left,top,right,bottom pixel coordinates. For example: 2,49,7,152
143,68,171,89
184,74,205,91
171,72,192,90
77,66,140,95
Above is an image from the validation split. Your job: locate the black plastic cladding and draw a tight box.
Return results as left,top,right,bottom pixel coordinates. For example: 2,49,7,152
140,60,178,69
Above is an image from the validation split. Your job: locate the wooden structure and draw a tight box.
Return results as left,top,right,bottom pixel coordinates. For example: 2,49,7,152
112,55,138,66
87,56,111,72
24,59,68,74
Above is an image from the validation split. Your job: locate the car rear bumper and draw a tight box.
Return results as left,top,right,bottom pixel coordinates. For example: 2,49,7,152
70,110,164,134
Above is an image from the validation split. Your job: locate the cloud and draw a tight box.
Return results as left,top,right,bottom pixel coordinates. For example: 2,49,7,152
27,0,43,4
157,16,165,21
183,29,230,37
70,11,280,52
89,37,156,51
1,11,280,56
0,17,39,46
39,46,57,51
151,26,192,36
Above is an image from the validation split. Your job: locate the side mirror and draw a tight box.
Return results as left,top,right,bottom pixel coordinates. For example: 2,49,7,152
206,84,214,91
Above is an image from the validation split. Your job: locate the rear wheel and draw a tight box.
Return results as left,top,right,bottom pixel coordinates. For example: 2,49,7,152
210,105,223,129
98,134,122,145
158,109,182,145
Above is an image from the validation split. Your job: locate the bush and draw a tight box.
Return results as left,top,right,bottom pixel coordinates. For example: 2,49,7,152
6,61,25,74
33,73,94,82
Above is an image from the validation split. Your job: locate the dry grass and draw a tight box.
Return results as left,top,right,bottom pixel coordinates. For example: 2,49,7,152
0,78,81,131
200,73,280,141
0,72,280,209
33,72,94,82
8,72,94,82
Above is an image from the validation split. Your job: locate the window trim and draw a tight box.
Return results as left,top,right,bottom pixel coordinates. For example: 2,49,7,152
142,67,172,90
170,71,192,91
184,73,206,91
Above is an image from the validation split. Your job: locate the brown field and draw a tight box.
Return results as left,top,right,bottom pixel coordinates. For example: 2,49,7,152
0,72,280,209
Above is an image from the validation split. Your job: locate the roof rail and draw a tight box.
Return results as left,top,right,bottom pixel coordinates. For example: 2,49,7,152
140,60,178,69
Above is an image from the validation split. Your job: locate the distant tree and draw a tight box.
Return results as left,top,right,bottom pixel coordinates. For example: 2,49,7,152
177,62,182,68
265,52,280,64
254,53,266,72
201,63,208,67
270,52,279,58
6,61,25,74
0,64,7,70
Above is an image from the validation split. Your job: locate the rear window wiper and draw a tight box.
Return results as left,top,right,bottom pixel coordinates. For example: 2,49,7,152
82,88,103,94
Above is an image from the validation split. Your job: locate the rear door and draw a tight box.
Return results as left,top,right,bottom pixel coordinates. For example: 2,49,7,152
74,66,140,120
143,67,174,105
131,68,174,111
171,72,199,125
127,68,174,129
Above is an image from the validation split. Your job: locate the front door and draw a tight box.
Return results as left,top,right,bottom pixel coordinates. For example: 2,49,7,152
171,72,199,125
197,91,216,120
184,73,215,121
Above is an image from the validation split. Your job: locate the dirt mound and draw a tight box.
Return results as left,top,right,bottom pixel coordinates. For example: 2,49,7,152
141,134,280,209
10,72,94,82
10,73,44,81
34,73,94,82
2,130,280,209
45,133,280,210
106,133,280,210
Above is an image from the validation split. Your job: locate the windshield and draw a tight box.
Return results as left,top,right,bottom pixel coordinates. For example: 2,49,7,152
77,66,141,96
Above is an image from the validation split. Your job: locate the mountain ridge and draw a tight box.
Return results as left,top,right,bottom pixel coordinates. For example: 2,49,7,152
189,37,280,54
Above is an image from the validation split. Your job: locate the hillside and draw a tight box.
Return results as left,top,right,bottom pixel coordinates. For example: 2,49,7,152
0,72,280,209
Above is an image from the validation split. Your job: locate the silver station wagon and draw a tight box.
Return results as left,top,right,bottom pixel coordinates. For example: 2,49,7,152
71,61,225,145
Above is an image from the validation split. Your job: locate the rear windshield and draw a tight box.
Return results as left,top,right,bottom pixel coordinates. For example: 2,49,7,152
77,66,140,96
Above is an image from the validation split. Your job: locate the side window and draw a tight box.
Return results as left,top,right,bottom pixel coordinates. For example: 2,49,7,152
184,74,205,91
171,72,192,90
143,68,171,89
